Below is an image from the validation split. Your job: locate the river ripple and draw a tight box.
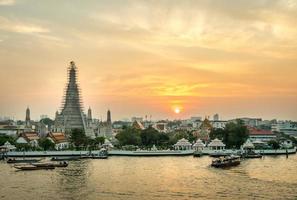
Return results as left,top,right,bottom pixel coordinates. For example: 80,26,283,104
0,155,297,200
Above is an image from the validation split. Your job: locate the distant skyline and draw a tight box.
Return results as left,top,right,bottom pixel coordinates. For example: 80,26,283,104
0,0,297,121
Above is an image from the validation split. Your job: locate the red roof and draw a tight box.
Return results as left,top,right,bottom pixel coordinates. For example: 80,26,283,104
21,132,39,141
248,127,274,135
48,132,67,143
132,121,145,130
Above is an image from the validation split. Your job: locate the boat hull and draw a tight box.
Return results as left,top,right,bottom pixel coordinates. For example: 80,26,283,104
209,153,230,158
193,152,203,157
244,155,262,159
91,156,108,159
7,159,41,164
51,157,80,161
32,162,68,168
211,160,240,168
14,165,55,170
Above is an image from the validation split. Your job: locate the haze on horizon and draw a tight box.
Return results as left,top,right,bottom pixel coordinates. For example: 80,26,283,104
0,0,296,121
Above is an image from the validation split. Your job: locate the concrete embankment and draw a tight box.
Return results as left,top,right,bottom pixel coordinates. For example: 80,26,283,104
6,151,90,157
108,150,194,156
6,150,194,157
254,148,296,155
4,147,296,157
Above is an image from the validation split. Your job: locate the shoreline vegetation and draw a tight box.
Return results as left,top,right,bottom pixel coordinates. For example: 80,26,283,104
1,120,296,154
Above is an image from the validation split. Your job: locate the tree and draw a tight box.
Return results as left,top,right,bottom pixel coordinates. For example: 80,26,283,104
95,137,105,145
40,118,55,132
116,127,141,146
174,130,188,140
210,120,249,148
209,128,225,141
70,128,87,149
40,118,54,127
0,135,16,146
158,133,170,148
168,129,195,145
276,132,297,145
268,140,280,149
84,137,106,150
226,120,249,148
140,126,160,147
38,138,55,151
187,131,196,143
16,143,31,151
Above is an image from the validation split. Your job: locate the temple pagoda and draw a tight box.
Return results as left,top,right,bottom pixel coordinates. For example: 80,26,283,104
54,61,87,133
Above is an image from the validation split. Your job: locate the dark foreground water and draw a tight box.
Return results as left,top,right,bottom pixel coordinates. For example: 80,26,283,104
0,155,297,200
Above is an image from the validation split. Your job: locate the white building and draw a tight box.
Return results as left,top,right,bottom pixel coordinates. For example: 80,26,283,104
248,127,276,142
192,119,227,130
235,118,262,127
192,120,202,129
16,132,39,147
0,121,19,137
193,139,205,151
47,132,69,150
16,137,28,144
281,140,293,149
190,116,202,122
0,128,18,136
0,141,16,151
271,121,297,136
207,138,226,150
174,138,192,150
213,114,219,121
40,115,49,120
242,139,255,150
211,120,227,129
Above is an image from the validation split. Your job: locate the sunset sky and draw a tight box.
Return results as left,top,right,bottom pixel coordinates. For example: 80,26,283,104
0,0,296,121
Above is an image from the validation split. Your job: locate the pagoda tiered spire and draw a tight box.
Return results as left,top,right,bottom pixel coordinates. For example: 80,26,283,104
55,61,86,132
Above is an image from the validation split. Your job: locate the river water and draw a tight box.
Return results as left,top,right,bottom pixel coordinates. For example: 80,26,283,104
0,155,297,200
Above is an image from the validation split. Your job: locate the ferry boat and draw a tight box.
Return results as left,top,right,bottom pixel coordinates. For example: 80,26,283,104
211,155,241,168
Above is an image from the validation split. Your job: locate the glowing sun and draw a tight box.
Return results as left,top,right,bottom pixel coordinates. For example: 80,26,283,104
174,107,181,114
